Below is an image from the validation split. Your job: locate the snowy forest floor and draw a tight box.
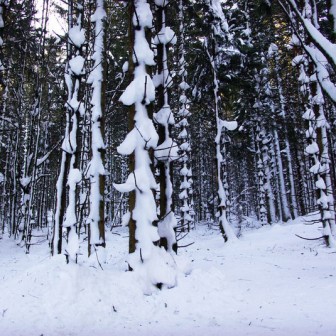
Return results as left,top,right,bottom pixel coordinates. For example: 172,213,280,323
1,215,336,336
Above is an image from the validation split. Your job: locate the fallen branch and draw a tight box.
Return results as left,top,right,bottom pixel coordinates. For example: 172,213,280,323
295,234,324,241
94,246,104,271
177,242,195,249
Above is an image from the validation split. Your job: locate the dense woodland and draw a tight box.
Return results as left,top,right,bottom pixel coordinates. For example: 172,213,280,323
0,0,335,287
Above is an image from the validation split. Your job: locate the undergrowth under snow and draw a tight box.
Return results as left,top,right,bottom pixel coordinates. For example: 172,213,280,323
0,215,336,336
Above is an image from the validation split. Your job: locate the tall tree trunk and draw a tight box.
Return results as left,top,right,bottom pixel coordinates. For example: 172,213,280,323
177,0,194,233
87,0,106,257
114,0,177,290
273,127,292,221
154,0,178,253
205,39,237,242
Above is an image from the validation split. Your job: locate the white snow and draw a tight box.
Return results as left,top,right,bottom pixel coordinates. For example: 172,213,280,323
331,0,336,31
69,55,85,76
155,0,169,6
302,108,315,120
68,25,85,48
20,176,31,187
210,0,229,34
133,1,153,28
292,54,305,66
315,177,326,190
154,106,175,126
155,138,179,161
116,0,179,288
1,216,336,335
305,142,319,155
289,34,300,47
0,2,4,29
86,0,107,247
122,61,129,73
220,119,238,131
153,26,177,45
179,81,190,90
119,71,155,106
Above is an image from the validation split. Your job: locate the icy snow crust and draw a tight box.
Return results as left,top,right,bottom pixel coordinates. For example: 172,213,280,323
1,216,336,335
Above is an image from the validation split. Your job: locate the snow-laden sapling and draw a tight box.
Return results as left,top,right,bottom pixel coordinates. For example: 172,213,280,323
292,50,335,247
114,0,177,292
153,0,179,253
176,0,194,233
53,2,86,260
204,0,238,242
86,0,106,260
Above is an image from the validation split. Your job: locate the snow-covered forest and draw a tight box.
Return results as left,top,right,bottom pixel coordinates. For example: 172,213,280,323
0,0,336,335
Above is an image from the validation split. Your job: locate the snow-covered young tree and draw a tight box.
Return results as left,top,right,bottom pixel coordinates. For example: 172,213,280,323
52,0,86,259
153,0,179,253
176,0,194,233
204,0,238,242
0,0,7,93
114,0,177,291
287,0,336,246
267,43,299,219
276,0,336,104
18,0,52,253
86,0,106,258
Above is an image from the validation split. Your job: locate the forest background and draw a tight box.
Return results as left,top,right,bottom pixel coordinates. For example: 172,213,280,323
0,0,335,283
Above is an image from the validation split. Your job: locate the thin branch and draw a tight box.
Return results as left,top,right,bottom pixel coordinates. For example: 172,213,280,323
295,234,325,241
178,242,195,248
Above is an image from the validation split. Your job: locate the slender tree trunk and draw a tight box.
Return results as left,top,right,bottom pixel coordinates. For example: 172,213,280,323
115,0,177,290
205,39,237,242
273,127,291,221
154,0,178,253
87,0,106,257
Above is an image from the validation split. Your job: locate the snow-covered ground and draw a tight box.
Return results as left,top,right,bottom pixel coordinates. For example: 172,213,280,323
1,215,336,336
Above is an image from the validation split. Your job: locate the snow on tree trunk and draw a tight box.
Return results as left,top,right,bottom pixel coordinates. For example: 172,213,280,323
277,0,336,104
268,43,298,219
288,4,336,246
52,149,68,256
114,0,177,292
256,50,291,222
204,0,237,242
0,0,7,92
252,66,273,225
176,0,194,233
53,1,86,261
319,103,336,235
293,55,335,247
255,125,268,225
329,0,336,35
204,41,237,242
153,0,178,253
19,0,50,253
86,0,106,259
261,131,276,223
312,82,336,241
273,127,292,222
